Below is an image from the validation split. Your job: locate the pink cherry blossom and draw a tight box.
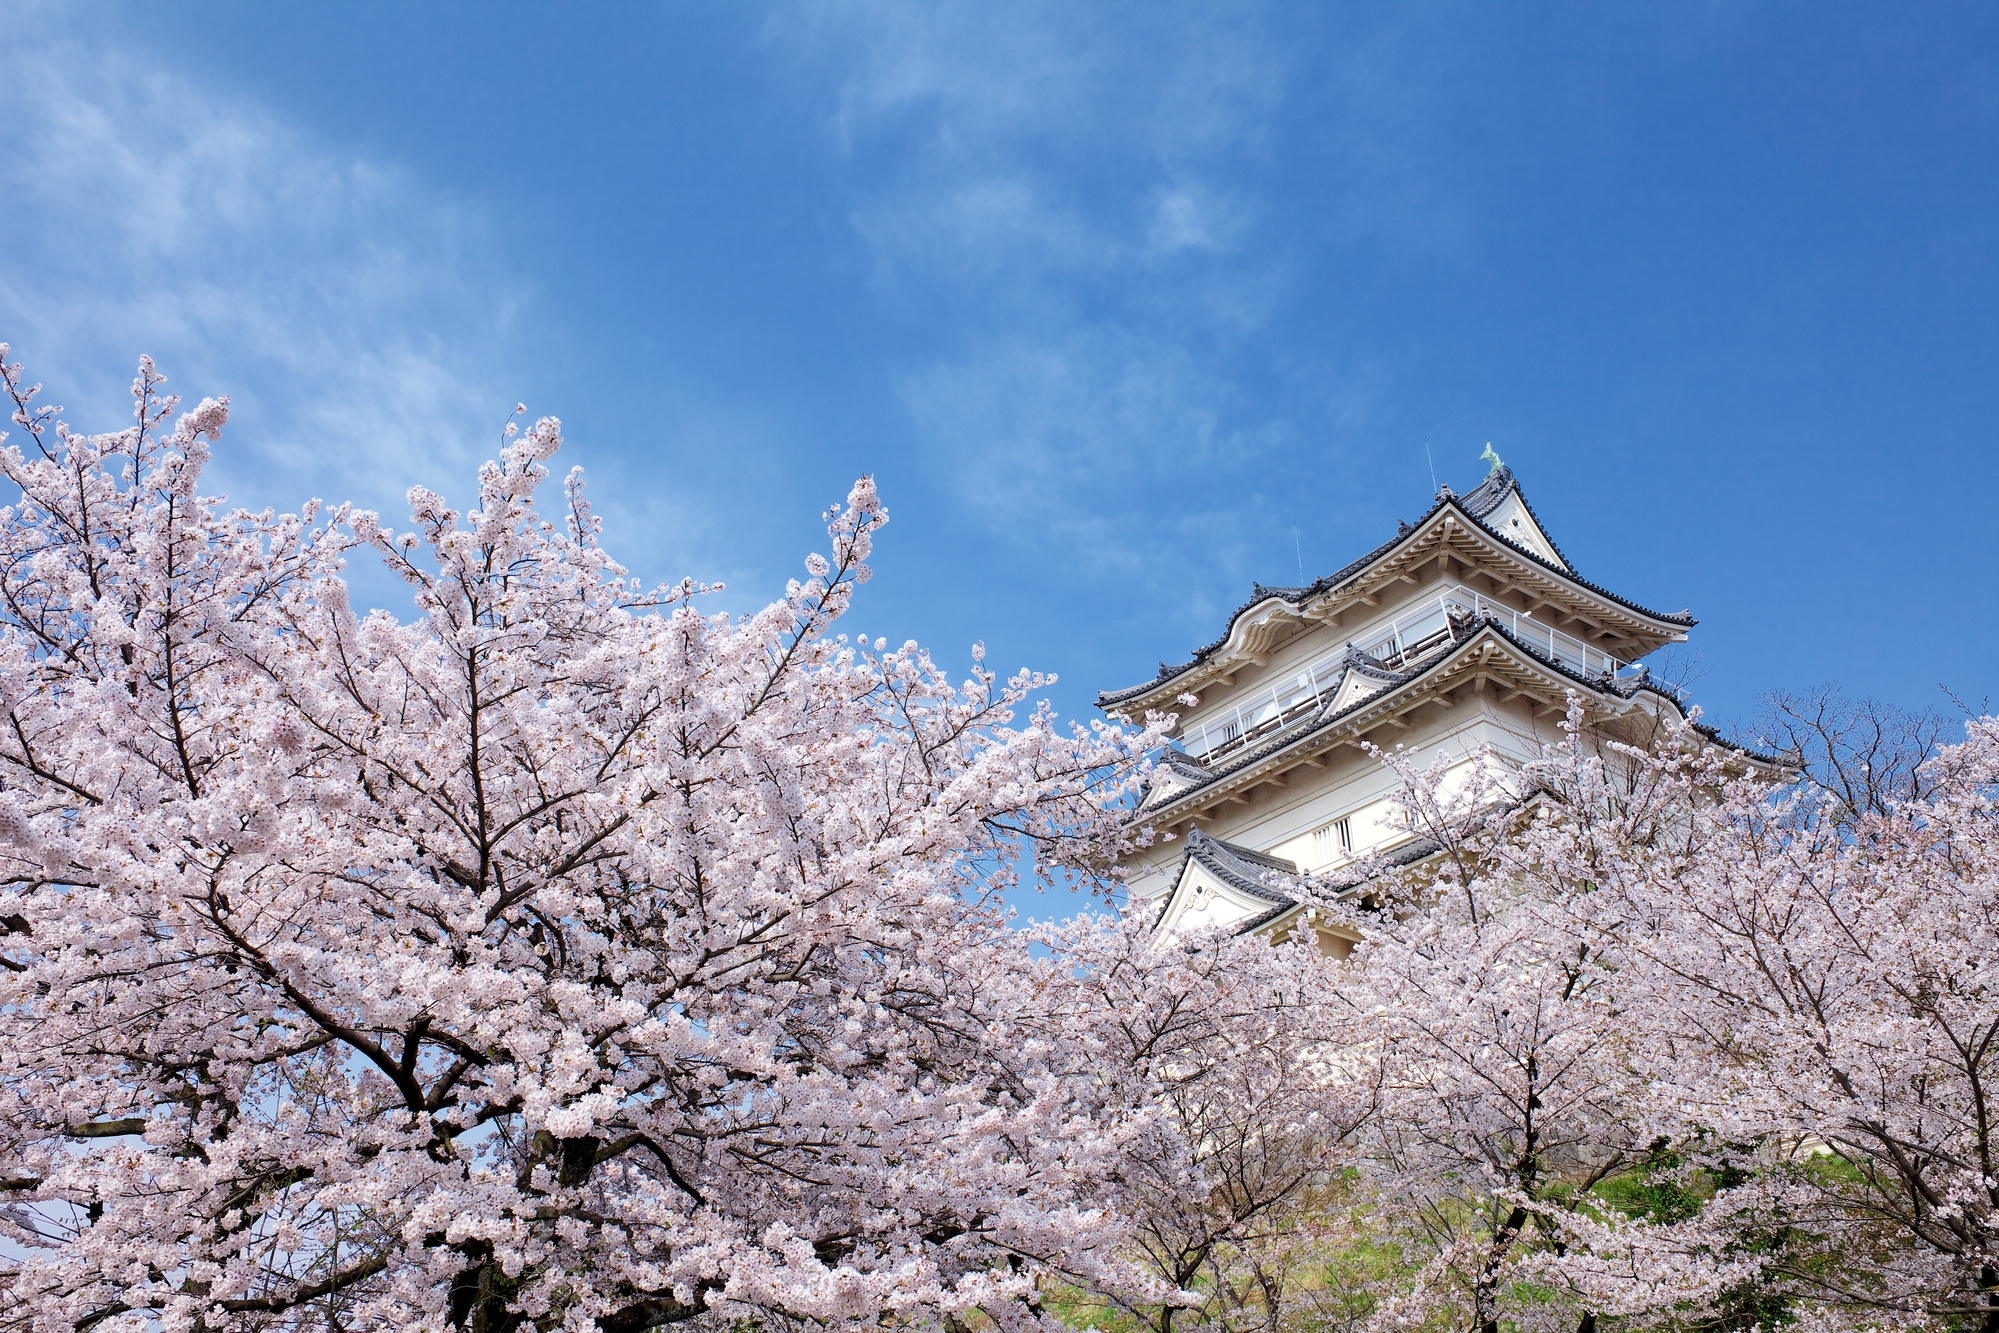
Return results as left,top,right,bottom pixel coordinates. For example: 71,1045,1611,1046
0,351,1189,1333
1343,695,1999,1332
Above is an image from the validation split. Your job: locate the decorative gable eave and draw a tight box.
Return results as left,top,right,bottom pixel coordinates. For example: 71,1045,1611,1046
1097,468,1696,716
1178,827,1299,898
1148,828,1302,937
1134,617,1690,829
1191,589,1319,684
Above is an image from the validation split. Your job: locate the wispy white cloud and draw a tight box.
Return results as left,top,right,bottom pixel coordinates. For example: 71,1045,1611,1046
765,0,1317,607
0,20,528,552
1146,183,1244,257
897,330,1256,557
790,1,1287,294
762,2,1497,635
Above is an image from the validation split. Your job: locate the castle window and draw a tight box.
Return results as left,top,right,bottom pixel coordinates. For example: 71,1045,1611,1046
1312,816,1352,865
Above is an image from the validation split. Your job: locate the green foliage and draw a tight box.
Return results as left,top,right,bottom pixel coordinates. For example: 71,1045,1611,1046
1602,1138,1802,1333
1045,1179,1430,1333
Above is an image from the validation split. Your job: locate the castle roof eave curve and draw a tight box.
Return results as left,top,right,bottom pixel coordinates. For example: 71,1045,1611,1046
1130,614,1780,827
1229,835,1443,935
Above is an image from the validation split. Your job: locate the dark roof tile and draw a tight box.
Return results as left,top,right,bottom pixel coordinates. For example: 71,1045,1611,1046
1231,836,1441,934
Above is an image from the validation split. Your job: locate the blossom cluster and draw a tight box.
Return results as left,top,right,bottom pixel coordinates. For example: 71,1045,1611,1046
1290,695,1999,1333
0,352,1205,1333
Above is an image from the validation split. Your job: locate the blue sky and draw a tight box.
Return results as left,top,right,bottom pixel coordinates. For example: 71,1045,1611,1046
3,4,1994,795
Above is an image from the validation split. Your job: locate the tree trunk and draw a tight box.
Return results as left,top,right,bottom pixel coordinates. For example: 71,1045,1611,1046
1475,1205,1530,1333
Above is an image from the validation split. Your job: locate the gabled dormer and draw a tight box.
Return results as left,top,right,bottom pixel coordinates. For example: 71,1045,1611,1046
1476,482,1565,569
1150,829,1300,938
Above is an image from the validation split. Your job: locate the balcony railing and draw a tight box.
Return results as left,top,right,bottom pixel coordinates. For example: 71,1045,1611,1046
1175,585,1637,765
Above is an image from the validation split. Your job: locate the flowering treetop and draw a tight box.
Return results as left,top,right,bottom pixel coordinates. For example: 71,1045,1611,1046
0,351,1179,1333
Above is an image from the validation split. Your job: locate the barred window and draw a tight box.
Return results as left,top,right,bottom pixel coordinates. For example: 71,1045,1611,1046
1312,816,1352,864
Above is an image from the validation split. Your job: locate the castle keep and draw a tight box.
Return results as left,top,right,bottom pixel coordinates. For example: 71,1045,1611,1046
1097,463,1700,950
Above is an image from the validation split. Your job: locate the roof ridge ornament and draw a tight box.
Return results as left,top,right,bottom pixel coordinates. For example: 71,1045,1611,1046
1479,442,1504,476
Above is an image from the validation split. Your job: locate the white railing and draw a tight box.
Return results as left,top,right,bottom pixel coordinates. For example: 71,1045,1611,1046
1432,588,1629,680
1176,586,1635,764
1177,669,1325,763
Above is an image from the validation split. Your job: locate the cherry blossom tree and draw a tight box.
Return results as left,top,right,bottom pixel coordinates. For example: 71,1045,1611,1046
1539,706,1999,1331
1357,691,1999,1332
0,350,1182,1333
1315,737,1746,1333
1027,915,1378,1333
